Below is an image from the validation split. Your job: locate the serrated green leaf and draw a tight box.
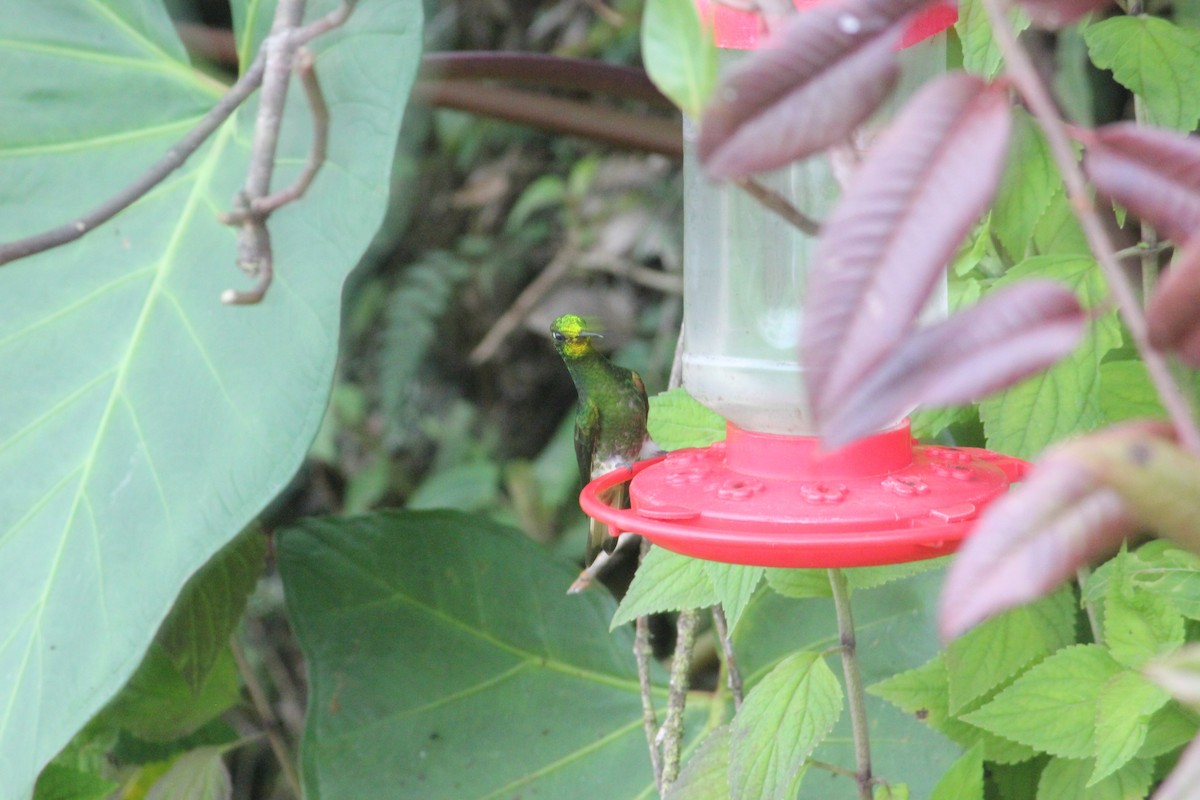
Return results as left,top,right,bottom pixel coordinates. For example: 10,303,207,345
665,725,731,800
847,559,946,591
613,546,718,628
703,563,763,632
991,110,1061,263
1085,17,1200,131
910,405,972,441
145,746,232,800
979,255,1121,458
1091,671,1170,785
945,587,1077,713
930,743,984,800
33,764,116,800
1036,755,1153,800
161,529,265,694
648,388,727,450
642,0,716,118
869,654,1039,765
763,568,832,599
963,645,1125,759
957,0,1031,78
765,562,939,600
1032,184,1090,255
103,644,240,743
730,652,842,800
1104,547,1186,668
0,3,421,794
1136,702,1200,759
1099,360,1170,424
740,570,974,796
1127,542,1200,620
279,511,705,799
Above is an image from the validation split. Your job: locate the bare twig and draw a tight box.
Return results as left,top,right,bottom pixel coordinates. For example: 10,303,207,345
711,605,744,710
634,542,663,793
660,607,700,792
0,0,354,311
0,53,266,266
577,254,683,294
810,759,862,781
219,46,328,306
1114,241,1172,262
221,0,306,305
251,49,329,216
231,634,302,798
982,0,1200,455
293,0,357,43
829,569,872,800
469,236,580,364
734,177,821,236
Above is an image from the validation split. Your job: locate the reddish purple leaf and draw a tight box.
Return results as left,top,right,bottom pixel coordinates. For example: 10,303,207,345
1152,733,1200,800
697,0,936,177
1083,123,1200,245
1017,0,1113,28
940,454,1136,640
940,420,1182,639
820,280,1086,447
802,74,1012,427
1148,236,1200,360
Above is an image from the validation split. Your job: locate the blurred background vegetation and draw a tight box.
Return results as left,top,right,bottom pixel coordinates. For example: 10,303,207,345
165,1,684,794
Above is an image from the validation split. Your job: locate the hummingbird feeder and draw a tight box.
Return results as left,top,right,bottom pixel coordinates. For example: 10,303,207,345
579,0,1028,568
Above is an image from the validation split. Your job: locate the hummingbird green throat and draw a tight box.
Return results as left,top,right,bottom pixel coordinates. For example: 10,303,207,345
550,314,651,593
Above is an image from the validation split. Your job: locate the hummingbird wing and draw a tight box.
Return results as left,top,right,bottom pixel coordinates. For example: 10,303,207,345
574,397,600,489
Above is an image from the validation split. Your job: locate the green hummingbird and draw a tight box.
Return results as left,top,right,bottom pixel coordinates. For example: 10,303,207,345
550,314,652,593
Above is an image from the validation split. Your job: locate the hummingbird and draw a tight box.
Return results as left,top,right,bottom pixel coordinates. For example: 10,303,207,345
550,314,652,593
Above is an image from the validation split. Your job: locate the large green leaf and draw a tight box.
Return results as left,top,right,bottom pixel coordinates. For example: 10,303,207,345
279,510,709,799
0,2,421,795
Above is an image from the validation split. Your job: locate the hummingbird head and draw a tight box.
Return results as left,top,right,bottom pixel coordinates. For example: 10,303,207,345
550,314,603,359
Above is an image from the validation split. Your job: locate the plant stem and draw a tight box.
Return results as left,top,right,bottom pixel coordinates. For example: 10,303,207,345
981,0,1200,456
711,604,744,710
1124,0,1162,306
734,177,821,236
468,234,579,364
660,608,700,792
828,569,872,800
634,542,663,793
810,758,862,781
231,635,302,798
1076,565,1104,645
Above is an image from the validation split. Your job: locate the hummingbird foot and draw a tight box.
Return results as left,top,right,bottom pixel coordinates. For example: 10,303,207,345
565,532,638,594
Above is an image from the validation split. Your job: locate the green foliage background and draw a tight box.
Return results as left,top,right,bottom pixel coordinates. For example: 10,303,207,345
5,0,1200,798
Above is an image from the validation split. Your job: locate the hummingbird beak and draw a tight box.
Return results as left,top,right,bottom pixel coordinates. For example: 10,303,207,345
580,331,604,340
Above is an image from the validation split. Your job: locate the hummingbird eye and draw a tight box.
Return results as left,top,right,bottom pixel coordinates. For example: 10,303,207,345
552,332,567,342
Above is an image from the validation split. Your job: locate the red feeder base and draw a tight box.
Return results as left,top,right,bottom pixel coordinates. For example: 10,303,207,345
579,421,1027,568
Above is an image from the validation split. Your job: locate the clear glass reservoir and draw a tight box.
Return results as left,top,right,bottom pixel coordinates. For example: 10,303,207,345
681,36,949,436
